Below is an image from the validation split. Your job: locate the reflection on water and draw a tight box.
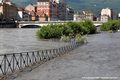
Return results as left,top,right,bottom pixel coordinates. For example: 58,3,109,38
0,28,67,54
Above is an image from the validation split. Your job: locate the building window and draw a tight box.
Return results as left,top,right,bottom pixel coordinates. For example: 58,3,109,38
45,2,49,5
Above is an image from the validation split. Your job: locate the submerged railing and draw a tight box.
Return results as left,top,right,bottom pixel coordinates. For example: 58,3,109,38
0,41,80,79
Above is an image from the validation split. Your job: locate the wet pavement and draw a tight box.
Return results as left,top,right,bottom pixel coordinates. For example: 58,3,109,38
14,32,120,80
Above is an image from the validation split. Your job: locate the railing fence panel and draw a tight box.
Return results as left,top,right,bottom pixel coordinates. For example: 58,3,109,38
0,41,80,79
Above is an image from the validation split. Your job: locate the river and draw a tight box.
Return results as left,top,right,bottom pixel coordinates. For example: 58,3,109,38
0,28,67,54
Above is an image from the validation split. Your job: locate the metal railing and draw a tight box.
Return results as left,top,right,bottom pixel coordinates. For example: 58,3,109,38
0,41,80,79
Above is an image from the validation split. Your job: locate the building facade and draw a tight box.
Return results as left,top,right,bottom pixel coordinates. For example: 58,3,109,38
74,13,85,21
36,0,68,21
65,7,74,20
83,11,94,21
17,8,37,21
101,8,112,18
101,8,112,21
0,1,18,20
112,10,118,20
100,15,109,22
25,4,37,21
36,0,58,21
57,1,66,20
25,4,35,12
74,11,94,21
17,8,32,21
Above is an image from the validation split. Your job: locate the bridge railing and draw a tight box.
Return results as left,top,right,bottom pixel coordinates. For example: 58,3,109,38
0,41,80,79
18,21,106,24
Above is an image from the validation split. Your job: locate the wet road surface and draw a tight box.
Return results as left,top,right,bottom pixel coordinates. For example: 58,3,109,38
14,32,120,80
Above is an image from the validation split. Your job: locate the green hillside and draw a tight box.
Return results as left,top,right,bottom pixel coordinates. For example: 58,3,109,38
12,0,120,15
67,0,120,15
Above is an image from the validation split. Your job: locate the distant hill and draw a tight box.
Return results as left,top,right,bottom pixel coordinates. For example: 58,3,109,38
12,0,36,6
12,0,120,15
67,0,120,15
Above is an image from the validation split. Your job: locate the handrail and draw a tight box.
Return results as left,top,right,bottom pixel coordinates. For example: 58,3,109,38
0,41,80,79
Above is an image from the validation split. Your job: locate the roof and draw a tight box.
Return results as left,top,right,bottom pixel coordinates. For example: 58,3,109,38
18,7,25,11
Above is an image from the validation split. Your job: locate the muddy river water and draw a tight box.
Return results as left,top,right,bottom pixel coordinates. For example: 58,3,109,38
0,28,67,54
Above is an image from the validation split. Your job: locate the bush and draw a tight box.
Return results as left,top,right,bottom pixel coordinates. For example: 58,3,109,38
60,35,71,42
63,22,82,36
80,19,96,34
36,20,96,39
36,24,64,39
75,34,87,43
100,20,120,31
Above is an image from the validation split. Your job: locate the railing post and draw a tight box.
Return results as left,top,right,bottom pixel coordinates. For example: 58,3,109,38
61,47,64,55
53,49,57,57
39,51,42,61
51,49,54,58
57,49,60,56
26,52,29,66
41,51,44,61
43,50,46,62
45,50,48,61
13,53,15,72
32,52,36,64
63,47,65,53
56,49,59,57
37,51,40,62
48,50,51,60
3,55,7,75
20,53,22,70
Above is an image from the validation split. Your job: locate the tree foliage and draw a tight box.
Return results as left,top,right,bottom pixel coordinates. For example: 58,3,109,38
36,20,96,39
100,20,120,31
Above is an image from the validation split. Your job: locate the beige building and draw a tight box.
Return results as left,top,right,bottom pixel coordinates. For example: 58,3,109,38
83,11,94,21
17,8,37,21
101,8,112,18
25,4,37,21
100,8,112,21
101,15,109,22
74,11,94,21
17,8,31,21
25,4,35,12
74,13,85,21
